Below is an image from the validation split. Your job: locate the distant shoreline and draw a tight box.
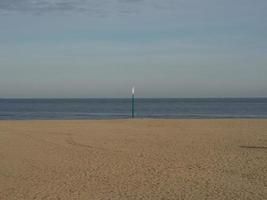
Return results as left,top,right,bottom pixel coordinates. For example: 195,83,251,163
1,118,267,122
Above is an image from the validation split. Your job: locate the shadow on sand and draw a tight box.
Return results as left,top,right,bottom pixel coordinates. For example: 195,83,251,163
239,145,267,150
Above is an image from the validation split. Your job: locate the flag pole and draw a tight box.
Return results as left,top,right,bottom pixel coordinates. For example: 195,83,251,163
132,86,135,118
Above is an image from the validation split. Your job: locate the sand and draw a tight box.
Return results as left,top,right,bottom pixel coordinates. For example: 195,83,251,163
0,119,266,200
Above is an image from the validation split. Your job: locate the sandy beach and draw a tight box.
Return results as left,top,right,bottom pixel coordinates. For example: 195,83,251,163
0,119,266,200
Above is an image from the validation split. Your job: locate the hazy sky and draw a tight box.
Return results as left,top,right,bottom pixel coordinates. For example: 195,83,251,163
0,0,266,98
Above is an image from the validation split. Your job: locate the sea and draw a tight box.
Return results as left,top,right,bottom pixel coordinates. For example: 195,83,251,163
0,98,267,120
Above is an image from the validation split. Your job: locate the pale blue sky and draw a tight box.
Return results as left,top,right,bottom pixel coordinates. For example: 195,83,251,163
0,0,266,98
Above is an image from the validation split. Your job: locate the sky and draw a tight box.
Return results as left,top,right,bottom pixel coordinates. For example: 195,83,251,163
0,0,266,98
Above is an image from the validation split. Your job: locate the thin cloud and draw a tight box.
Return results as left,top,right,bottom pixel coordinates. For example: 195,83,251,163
0,0,176,15
0,0,90,13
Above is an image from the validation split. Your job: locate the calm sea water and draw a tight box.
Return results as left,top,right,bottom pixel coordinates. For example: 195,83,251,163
0,98,267,120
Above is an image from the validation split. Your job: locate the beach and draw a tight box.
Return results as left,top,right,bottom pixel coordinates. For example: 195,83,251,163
0,119,266,200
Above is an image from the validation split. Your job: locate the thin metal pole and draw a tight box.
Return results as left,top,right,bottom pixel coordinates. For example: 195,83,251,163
131,87,135,118
132,94,135,118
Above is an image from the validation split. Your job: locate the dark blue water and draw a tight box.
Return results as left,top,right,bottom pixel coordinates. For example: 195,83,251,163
0,98,267,120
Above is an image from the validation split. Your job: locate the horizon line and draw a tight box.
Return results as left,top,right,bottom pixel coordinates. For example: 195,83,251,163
0,97,267,100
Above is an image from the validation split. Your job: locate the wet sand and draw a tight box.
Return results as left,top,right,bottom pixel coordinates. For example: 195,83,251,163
0,119,266,199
